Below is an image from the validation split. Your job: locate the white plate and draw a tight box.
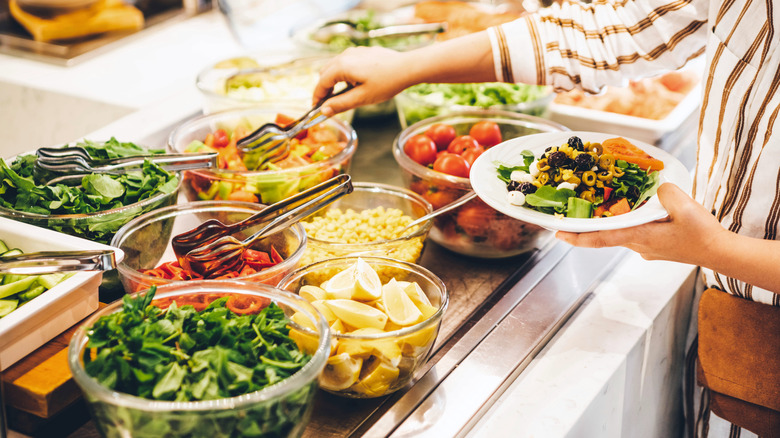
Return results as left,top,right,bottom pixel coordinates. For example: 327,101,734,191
469,131,692,233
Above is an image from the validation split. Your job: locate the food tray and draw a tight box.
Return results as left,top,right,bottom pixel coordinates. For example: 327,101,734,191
548,60,704,144
0,217,123,370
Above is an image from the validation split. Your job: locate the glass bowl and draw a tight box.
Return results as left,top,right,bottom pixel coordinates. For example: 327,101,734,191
196,55,355,122
167,105,358,205
297,182,433,267
394,83,555,129
68,280,330,438
393,109,568,258
277,256,448,398
0,153,180,245
111,201,306,294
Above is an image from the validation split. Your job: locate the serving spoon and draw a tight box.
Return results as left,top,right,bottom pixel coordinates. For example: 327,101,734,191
399,191,477,234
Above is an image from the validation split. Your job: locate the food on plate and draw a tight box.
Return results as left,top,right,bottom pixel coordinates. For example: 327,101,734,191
553,70,700,120
0,240,74,318
80,285,314,435
0,139,179,244
140,247,284,285
397,82,551,126
288,259,439,397
182,116,349,204
497,135,663,218
299,206,424,267
413,0,522,40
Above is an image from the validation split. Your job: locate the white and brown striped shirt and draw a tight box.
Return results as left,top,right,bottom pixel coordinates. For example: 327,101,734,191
489,0,779,306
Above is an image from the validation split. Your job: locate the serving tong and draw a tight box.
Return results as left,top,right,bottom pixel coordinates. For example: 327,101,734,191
310,20,447,44
236,85,353,170
0,249,118,275
172,174,353,278
35,146,219,184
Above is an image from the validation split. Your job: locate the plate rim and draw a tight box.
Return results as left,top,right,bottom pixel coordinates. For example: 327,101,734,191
469,131,692,233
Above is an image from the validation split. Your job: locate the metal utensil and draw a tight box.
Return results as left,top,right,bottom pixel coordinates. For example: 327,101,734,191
0,249,118,275
175,174,353,278
311,21,447,44
35,147,219,184
399,191,477,234
236,86,352,170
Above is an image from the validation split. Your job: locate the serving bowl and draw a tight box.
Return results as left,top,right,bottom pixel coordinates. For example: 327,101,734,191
69,280,329,438
112,201,306,293
297,182,433,267
394,82,554,129
278,256,448,398
0,150,181,245
393,109,567,258
167,105,357,205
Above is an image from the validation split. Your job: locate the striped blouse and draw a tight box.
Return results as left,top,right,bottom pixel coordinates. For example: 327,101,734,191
488,0,779,306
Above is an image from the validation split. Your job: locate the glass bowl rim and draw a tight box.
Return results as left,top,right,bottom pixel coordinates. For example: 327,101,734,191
392,108,569,189
67,279,330,411
167,105,358,177
111,200,307,284
277,255,449,340
303,181,434,246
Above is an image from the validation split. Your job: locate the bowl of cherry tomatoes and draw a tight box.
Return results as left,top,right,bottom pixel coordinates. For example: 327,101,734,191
393,109,568,258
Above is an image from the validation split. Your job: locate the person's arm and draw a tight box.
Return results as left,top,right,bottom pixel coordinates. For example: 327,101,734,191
557,183,780,294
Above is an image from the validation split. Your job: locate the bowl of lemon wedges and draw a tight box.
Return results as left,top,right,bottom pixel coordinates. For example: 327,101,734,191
278,256,448,398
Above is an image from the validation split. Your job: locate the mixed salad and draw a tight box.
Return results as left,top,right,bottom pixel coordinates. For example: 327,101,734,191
310,11,432,51
497,136,663,218
398,82,551,126
182,114,349,204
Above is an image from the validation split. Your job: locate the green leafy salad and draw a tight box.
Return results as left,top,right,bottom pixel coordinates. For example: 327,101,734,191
399,82,551,126
0,138,179,243
81,287,315,437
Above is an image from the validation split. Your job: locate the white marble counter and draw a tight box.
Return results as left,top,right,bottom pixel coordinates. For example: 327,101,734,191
1,11,700,437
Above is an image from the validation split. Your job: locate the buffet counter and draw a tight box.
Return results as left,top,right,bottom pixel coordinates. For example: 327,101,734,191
1,9,700,438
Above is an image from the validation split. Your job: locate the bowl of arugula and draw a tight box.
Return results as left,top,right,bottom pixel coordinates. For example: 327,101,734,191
0,139,181,245
68,280,330,438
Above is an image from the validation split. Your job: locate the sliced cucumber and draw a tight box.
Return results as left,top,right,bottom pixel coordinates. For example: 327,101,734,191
0,248,24,258
0,299,18,317
0,240,9,254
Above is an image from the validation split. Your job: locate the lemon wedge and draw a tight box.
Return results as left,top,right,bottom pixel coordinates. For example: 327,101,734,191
322,264,357,299
299,285,327,302
288,328,319,354
325,299,388,330
382,279,423,327
352,358,400,397
352,258,382,301
290,311,315,330
310,300,337,324
321,353,362,391
416,303,439,320
403,281,432,307
330,318,346,334
344,328,402,366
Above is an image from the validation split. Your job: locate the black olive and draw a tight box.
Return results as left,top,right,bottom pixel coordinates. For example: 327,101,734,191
548,151,570,168
627,185,641,199
507,180,521,192
568,136,584,151
573,153,595,171
519,182,537,194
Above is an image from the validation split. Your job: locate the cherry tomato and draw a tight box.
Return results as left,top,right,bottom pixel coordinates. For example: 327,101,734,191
447,135,480,155
425,123,457,151
425,188,460,210
213,129,230,148
461,146,485,166
433,153,470,178
455,202,491,237
469,121,503,147
404,134,438,166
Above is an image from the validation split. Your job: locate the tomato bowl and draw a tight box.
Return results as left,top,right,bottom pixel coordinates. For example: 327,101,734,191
168,105,357,206
111,200,307,293
393,109,567,258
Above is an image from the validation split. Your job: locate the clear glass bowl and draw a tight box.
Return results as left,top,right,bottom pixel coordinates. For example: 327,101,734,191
111,201,306,294
394,83,555,129
195,55,355,122
393,109,568,258
277,256,448,398
167,105,358,206
68,280,330,438
0,153,181,245
297,182,433,267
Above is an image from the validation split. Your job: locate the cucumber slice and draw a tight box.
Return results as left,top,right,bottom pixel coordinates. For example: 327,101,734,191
0,240,9,254
1,248,24,258
0,299,18,317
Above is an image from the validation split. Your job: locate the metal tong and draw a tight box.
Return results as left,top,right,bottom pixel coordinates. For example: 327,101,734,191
0,249,118,275
35,146,219,184
311,20,448,44
236,85,353,170
172,174,353,278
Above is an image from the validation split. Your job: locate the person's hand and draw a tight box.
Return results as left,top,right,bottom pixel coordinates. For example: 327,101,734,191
556,183,728,266
314,46,414,117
